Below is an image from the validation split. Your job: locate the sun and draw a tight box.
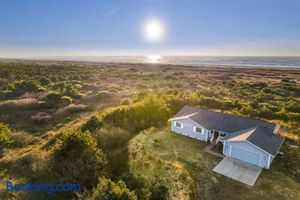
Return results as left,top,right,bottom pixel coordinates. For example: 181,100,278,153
143,18,165,42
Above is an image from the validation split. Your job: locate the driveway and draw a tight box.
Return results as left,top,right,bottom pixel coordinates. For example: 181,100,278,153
213,157,262,186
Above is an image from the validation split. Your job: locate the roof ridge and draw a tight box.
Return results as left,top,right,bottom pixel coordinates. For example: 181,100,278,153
228,127,257,142
187,106,276,126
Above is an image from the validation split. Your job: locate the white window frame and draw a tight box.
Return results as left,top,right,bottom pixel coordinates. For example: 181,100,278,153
174,121,183,128
194,127,203,134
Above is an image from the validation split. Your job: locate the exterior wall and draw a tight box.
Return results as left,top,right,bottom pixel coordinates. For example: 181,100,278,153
268,156,274,168
223,141,272,169
171,118,209,141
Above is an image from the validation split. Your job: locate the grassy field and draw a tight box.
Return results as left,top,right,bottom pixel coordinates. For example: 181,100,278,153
129,128,300,200
0,60,299,199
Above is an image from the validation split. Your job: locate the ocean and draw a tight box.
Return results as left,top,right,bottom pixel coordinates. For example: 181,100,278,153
32,56,300,68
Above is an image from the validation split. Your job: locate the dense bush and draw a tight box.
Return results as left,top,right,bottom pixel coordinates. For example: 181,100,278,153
150,182,169,200
82,115,104,132
51,129,108,188
83,94,169,134
83,95,170,133
108,94,169,132
95,128,131,150
14,80,42,95
64,85,81,98
198,96,242,111
78,177,137,200
283,100,300,113
42,92,62,108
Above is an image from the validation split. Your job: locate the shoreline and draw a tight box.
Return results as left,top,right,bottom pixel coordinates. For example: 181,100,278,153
1,58,300,70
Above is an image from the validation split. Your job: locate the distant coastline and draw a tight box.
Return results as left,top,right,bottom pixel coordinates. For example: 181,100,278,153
1,56,300,69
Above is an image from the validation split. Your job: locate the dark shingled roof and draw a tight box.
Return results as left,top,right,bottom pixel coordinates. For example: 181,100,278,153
222,127,284,156
171,106,284,156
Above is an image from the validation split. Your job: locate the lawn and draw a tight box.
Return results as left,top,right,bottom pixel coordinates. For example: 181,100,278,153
128,128,300,200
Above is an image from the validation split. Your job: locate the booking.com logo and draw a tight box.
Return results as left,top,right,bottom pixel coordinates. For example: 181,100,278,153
6,180,81,194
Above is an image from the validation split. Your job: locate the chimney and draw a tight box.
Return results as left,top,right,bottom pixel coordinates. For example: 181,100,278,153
273,124,280,135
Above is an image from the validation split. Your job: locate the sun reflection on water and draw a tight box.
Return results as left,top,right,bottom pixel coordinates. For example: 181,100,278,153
146,55,162,63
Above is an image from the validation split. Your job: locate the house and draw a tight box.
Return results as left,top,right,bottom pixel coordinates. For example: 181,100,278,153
169,106,284,169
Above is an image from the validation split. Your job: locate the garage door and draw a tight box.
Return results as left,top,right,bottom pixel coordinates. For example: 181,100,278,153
230,146,261,167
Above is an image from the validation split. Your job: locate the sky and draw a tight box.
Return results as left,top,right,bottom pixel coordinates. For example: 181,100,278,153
0,0,300,57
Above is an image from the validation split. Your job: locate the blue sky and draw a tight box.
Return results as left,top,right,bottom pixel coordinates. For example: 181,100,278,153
1,0,300,57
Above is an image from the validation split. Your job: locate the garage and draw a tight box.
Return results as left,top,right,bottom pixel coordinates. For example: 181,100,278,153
223,140,271,168
230,146,261,167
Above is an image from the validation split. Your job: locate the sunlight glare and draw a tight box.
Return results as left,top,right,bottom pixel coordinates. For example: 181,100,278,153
146,55,161,63
143,18,165,42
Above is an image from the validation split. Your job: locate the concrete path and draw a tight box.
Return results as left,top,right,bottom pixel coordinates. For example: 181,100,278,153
213,157,262,186
204,144,224,158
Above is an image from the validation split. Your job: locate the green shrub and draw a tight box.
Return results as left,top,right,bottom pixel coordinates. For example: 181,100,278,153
39,77,52,86
103,94,169,133
83,94,169,134
52,130,108,188
150,182,169,200
80,177,137,200
255,105,274,119
199,96,224,110
0,90,14,100
14,80,41,95
82,115,103,133
95,128,131,150
42,92,62,108
59,96,73,107
283,100,300,113
0,123,11,147
10,131,38,148
64,85,80,98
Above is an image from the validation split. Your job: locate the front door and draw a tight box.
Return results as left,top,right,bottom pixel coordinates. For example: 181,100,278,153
210,130,219,143
213,131,219,139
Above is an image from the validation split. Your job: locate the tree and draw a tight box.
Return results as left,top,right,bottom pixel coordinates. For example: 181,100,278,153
52,130,108,188
80,177,137,200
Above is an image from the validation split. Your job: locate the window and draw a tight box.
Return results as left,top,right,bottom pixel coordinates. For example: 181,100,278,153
194,127,203,134
175,122,182,128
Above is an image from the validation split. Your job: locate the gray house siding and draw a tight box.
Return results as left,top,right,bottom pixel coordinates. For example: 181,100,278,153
223,141,273,169
171,118,209,141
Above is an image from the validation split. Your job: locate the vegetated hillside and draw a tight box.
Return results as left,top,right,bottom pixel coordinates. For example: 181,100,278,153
129,128,300,200
0,60,299,200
